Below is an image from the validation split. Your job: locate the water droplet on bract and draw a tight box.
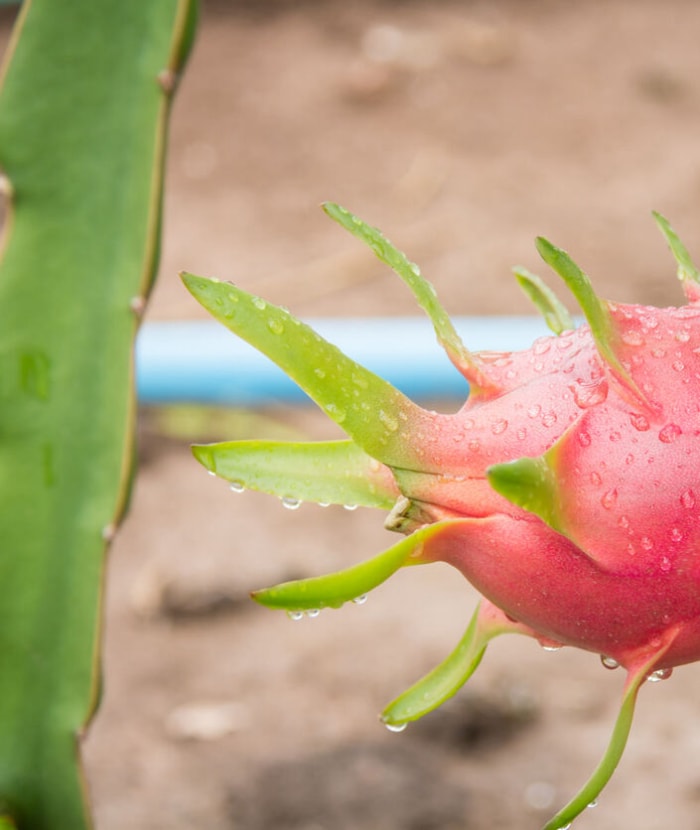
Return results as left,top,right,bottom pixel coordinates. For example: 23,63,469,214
281,497,302,510
601,655,620,670
102,523,117,542
229,481,246,493
314,367,326,379
379,409,399,433
630,413,650,431
681,489,696,509
601,489,618,509
647,667,673,682
252,296,267,311
207,470,216,477
527,404,541,419
587,800,598,809
318,502,330,508
659,423,682,443
491,418,508,435
343,503,358,511
306,608,321,618
287,610,304,621
324,403,347,423
540,642,562,652
353,594,368,605
384,721,407,733
267,318,284,336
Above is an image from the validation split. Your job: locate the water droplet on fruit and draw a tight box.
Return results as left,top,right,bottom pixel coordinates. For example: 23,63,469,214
517,427,527,441
267,317,284,335
601,489,618,509
541,412,557,427
670,527,683,542
672,360,685,372
590,471,602,486
577,431,591,447
609,430,622,442
527,404,541,419
681,489,696,509
281,497,302,510
640,536,653,551
533,337,551,355
287,610,304,621
622,329,644,346
647,668,673,682
385,721,407,733
675,329,691,342
600,655,620,670
659,423,682,443
630,413,650,431
491,418,508,435
229,481,246,493
572,378,608,409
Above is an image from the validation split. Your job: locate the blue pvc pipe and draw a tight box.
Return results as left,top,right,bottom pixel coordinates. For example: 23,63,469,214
135,317,552,405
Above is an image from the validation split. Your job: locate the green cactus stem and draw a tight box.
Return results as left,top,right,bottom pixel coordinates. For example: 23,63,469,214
0,2,195,827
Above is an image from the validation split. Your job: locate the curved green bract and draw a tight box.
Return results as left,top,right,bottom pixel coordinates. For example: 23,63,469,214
535,237,648,407
192,439,398,509
652,211,700,300
181,273,433,471
487,455,563,533
0,2,195,827
322,202,499,395
543,641,675,830
252,522,448,612
382,601,535,726
513,266,574,335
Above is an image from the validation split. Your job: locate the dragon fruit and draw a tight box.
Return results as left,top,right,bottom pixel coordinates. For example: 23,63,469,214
182,205,700,829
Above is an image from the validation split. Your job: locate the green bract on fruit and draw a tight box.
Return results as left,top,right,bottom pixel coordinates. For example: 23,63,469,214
182,206,700,830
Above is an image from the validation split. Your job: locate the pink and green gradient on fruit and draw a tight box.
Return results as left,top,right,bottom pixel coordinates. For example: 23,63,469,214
183,205,700,830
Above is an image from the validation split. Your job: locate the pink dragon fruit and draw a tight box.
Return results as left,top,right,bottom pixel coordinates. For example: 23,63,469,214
182,205,700,829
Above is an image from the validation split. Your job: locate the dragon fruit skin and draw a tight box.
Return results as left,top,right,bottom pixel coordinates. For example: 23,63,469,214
403,303,700,672
182,206,700,829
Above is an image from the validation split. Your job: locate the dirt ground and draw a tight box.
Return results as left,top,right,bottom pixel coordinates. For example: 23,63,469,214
37,1,700,828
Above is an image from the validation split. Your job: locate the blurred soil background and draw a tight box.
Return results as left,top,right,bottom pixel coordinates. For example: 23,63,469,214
10,1,700,828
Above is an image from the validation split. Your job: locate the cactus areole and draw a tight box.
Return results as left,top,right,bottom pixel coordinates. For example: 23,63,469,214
183,206,700,829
